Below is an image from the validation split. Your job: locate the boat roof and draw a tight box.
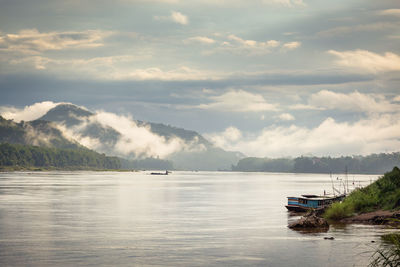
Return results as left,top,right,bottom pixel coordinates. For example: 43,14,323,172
287,194,342,200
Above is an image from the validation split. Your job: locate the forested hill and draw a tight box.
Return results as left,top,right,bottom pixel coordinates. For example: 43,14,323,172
0,143,121,170
0,115,83,149
39,104,212,147
0,115,175,171
37,103,243,170
232,153,400,174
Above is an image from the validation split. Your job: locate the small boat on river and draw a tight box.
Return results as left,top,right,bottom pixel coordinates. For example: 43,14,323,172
286,194,346,212
286,171,352,212
150,170,170,175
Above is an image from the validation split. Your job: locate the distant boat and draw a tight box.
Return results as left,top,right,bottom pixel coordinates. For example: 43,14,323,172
285,194,346,212
150,170,170,175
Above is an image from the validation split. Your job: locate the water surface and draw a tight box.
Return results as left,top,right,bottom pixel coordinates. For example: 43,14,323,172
0,171,389,266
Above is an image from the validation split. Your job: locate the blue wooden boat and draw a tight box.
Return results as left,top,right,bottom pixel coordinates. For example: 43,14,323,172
150,170,170,175
286,194,346,212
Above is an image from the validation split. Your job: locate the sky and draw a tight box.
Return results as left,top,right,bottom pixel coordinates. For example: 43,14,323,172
0,0,400,158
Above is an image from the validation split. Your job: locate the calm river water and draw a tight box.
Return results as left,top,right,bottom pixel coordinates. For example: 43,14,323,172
0,171,392,266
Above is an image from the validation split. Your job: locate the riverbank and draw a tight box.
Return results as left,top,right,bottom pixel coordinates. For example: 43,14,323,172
289,167,400,230
339,210,400,226
324,167,400,221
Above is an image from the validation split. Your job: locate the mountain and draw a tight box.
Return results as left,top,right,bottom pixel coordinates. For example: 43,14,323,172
0,115,83,150
37,103,243,170
40,103,93,127
39,104,211,148
0,115,172,170
137,120,212,147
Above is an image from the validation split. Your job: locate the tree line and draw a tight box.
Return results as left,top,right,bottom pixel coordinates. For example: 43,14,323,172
0,143,121,170
232,153,400,174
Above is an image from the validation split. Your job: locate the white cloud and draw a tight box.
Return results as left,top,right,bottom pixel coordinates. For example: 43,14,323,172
209,34,282,55
0,29,110,54
196,90,279,112
9,55,52,70
308,90,400,113
205,126,242,149
207,114,400,157
266,40,280,47
379,9,400,17
82,111,189,158
289,104,323,111
199,34,300,56
278,113,295,121
226,0,306,7
228,34,257,46
328,49,400,73
185,36,216,44
132,0,180,3
5,53,212,80
228,34,280,47
122,66,215,80
0,101,59,122
6,54,143,74
171,11,188,25
282,41,301,50
155,11,188,25
130,0,305,7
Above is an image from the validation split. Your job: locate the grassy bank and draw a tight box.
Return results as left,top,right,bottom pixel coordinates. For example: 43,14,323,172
324,167,400,220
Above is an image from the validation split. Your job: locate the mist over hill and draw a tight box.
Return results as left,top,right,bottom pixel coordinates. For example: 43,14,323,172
1,106,398,173
0,115,83,150
35,103,244,170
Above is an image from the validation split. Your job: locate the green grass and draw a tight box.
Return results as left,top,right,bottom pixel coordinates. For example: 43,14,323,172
322,166,400,266
324,167,400,220
323,202,354,220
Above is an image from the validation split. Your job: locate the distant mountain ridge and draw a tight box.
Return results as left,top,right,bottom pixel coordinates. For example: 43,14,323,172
39,104,211,147
136,120,212,147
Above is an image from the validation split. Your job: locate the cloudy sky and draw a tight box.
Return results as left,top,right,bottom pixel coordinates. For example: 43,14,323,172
0,0,400,157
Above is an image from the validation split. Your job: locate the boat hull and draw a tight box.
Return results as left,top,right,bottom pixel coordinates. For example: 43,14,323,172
285,205,310,212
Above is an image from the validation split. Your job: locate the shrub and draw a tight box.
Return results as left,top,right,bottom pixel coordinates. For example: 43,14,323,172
324,167,400,220
324,202,354,220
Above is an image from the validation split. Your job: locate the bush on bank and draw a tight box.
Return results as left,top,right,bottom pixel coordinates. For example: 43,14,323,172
324,167,400,220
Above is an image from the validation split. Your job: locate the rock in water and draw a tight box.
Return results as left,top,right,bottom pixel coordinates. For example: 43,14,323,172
288,211,329,229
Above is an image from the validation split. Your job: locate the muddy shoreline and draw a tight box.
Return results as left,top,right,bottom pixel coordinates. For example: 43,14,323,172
289,209,400,230
339,210,400,226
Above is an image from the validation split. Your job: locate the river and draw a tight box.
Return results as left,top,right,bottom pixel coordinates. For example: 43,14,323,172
0,171,391,266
